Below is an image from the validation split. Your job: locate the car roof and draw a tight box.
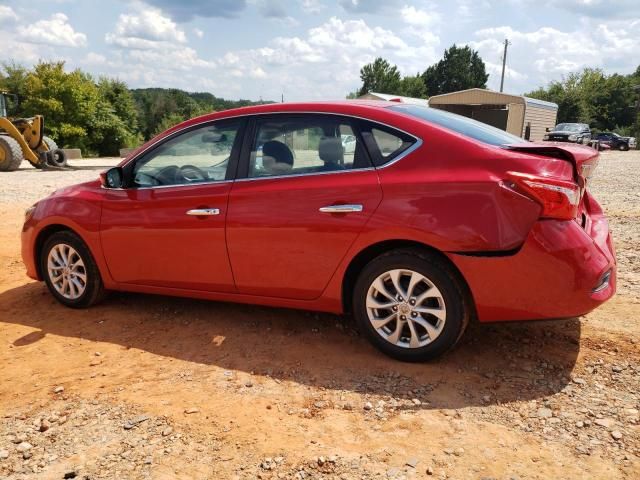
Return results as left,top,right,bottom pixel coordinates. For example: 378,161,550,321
162,100,403,137
204,100,394,118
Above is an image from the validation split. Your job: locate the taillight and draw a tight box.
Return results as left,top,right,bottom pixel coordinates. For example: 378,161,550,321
506,172,580,220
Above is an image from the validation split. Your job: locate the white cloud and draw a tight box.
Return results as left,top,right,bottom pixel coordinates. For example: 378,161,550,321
193,28,204,38
400,5,439,28
105,6,187,49
128,47,215,70
18,13,87,48
103,4,215,73
250,67,267,79
0,5,18,23
308,17,408,51
300,0,324,13
470,22,640,92
212,16,440,100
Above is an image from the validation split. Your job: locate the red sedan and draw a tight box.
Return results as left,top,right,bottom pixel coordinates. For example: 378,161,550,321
21,101,616,361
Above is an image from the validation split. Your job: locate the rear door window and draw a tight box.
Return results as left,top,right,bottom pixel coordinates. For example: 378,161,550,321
245,114,372,179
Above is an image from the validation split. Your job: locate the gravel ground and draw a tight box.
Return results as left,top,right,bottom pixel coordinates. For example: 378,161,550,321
0,150,638,479
0,159,121,204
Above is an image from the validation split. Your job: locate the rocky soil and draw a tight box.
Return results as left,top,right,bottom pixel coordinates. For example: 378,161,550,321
0,152,638,479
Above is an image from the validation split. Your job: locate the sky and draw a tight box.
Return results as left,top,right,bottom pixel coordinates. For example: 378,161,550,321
0,0,639,102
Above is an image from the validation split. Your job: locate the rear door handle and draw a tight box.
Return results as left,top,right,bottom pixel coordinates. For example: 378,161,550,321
186,208,220,216
319,204,363,213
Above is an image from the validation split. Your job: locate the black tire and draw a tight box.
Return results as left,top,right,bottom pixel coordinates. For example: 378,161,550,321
43,136,68,167
0,134,24,171
352,249,471,362
618,143,629,151
40,231,105,308
49,148,68,167
43,136,58,151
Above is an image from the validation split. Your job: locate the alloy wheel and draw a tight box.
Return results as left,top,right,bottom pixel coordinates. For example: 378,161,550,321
47,243,87,300
366,269,446,349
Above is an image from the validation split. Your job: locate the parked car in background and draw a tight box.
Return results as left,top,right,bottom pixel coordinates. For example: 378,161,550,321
341,133,357,154
544,123,591,144
594,132,636,151
21,101,616,362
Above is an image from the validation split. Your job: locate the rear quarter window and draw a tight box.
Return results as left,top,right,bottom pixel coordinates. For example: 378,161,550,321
359,121,417,167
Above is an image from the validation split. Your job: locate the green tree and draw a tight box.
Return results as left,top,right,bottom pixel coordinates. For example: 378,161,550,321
152,112,188,136
0,61,29,113
358,57,402,96
398,75,427,98
17,61,101,151
526,67,639,135
422,45,489,96
93,78,142,155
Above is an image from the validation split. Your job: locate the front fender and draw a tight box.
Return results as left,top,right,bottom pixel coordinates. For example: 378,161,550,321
21,184,114,287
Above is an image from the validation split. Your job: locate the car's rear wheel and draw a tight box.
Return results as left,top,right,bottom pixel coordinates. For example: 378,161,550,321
41,231,105,308
619,143,629,151
353,249,470,362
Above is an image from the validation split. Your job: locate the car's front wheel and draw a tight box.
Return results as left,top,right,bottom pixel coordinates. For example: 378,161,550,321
619,143,629,151
353,249,470,362
41,231,105,308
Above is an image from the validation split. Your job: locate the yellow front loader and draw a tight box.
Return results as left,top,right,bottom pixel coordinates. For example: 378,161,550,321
0,91,67,171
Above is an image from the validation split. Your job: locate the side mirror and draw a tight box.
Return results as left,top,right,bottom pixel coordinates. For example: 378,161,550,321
545,127,551,132
100,167,124,189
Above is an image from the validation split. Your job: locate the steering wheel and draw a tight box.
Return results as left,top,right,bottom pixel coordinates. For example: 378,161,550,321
179,164,208,183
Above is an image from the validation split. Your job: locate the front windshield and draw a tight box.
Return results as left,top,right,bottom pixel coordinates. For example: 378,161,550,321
389,104,526,146
554,123,581,132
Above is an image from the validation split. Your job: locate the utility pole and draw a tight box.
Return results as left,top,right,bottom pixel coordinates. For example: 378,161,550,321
500,38,511,92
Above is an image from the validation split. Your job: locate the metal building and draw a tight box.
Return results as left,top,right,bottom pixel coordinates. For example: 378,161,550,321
427,88,558,141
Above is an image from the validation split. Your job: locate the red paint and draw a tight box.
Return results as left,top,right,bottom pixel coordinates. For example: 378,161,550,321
21,101,616,322
100,183,235,292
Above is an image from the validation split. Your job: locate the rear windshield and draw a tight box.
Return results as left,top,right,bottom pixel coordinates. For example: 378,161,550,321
388,104,527,146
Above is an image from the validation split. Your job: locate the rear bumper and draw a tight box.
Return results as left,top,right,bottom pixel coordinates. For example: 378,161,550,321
449,204,616,322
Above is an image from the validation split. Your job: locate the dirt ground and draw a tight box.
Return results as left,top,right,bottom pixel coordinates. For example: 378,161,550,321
0,152,638,480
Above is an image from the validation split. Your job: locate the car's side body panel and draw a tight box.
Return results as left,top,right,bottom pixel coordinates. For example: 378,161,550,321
21,180,113,286
226,169,383,300
99,182,236,292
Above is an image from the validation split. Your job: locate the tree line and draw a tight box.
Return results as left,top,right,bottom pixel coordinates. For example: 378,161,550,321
2,51,639,157
0,61,267,156
354,44,640,138
526,67,640,137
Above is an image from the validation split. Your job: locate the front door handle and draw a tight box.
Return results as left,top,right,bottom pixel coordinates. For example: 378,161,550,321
186,208,220,216
319,204,363,213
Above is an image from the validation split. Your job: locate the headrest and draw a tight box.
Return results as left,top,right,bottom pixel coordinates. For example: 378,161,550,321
318,137,344,165
262,140,294,166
